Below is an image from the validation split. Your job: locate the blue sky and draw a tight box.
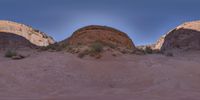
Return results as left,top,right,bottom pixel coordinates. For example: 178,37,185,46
0,0,200,45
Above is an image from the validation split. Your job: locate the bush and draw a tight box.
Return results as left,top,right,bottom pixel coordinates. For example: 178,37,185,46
77,42,104,59
5,50,17,58
40,43,69,51
90,42,103,53
78,52,85,58
78,50,89,58
94,40,116,49
144,46,153,54
104,42,116,49
153,49,161,54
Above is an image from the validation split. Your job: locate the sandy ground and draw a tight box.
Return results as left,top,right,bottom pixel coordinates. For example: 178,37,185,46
0,50,200,100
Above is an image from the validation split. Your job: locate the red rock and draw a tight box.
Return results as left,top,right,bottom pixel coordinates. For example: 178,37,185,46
62,25,135,49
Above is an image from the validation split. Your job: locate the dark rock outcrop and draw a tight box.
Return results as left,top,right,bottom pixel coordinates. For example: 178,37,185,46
0,32,36,49
155,20,200,51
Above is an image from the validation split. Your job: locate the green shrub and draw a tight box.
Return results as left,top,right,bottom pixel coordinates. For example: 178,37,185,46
5,50,17,58
90,42,103,53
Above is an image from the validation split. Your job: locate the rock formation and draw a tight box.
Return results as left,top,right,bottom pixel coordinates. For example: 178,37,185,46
57,25,136,58
155,20,200,51
63,25,135,49
0,20,55,47
0,32,35,49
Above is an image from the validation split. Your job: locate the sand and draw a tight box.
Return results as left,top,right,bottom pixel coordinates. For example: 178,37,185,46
0,50,200,100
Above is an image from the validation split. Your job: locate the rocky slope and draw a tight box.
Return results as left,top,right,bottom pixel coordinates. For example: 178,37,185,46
0,20,55,47
155,20,200,51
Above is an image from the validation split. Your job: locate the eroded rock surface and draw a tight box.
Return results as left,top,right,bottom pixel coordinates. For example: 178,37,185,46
0,32,36,49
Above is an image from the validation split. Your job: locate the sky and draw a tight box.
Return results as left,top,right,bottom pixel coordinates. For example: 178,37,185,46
0,0,200,45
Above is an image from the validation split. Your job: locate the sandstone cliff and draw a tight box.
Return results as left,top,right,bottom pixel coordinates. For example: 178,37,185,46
0,20,55,47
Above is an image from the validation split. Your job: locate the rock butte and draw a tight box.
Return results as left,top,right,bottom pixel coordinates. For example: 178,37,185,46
0,20,55,47
155,20,200,51
63,25,135,49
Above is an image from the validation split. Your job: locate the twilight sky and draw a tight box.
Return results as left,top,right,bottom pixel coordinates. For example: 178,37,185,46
0,0,200,45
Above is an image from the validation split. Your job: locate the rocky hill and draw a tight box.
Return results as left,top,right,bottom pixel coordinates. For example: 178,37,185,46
0,20,55,47
57,25,136,58
155,20,200,51
63,25,135,49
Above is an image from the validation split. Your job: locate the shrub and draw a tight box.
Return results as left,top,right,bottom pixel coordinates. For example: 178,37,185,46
144,46,153,54
5,50,17,58
78,50,89,58
40,45,56,51
90,42,103,53
104,42,116,49
153,49,161,54
78,52,85,58
94,40,116,49
12,54,25,60
40,43,69,51
78,42,104,59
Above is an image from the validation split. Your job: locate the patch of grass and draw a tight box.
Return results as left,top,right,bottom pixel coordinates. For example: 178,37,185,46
5,50,17,58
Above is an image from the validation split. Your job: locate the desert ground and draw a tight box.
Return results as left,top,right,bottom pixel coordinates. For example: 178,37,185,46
0,49,200,100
